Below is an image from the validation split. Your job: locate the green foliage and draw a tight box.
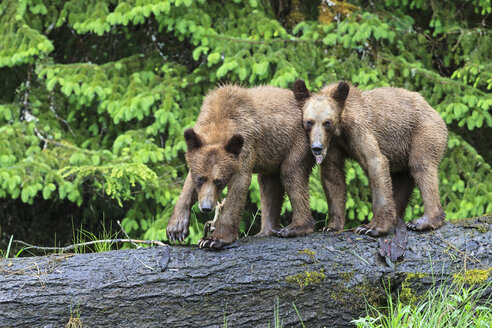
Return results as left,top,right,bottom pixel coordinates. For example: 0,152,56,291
0,0,491,244
352,280,492,328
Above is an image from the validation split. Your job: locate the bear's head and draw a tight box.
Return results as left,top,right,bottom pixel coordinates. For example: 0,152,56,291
183,128,244,213
293,80,349,164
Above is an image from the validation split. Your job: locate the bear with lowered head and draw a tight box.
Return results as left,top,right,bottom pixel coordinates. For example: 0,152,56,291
167,85,315,249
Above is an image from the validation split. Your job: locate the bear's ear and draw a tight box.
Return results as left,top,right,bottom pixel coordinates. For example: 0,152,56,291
225,134,244,156
184,128,203,152
332,81,349,104
293,79,310,104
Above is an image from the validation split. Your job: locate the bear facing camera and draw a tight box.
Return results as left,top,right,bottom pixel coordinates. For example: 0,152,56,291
166,85,315,249
294,79,448,237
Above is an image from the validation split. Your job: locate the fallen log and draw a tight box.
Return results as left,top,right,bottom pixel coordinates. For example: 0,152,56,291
0,217,491,328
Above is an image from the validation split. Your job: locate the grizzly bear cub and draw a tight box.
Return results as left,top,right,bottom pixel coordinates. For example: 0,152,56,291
166,85,314,249
293,80,448,237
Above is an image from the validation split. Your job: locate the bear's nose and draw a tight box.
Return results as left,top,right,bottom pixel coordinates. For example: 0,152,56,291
312,146,323,155
201,203,213,213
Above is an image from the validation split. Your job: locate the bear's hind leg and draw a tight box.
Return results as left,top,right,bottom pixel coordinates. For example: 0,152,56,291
392,171,415,219
354,146,397,237
256,174,284,237
407,127,446,231
407,164,445,231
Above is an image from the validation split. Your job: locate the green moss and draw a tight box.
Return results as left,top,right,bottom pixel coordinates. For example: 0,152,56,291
477,224,488,233
328,277,386,310
298,248,316,257
453,268,492,285
298,248,318,264
450,217,492,233
340,271,354,283
285,269,325,289
400,284,418,305
399,273,428,305
405,273,428,280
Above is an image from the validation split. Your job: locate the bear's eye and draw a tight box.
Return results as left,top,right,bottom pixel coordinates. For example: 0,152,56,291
196,176,207,186
213,179,225,189
305,120,314,129
323,121,331,129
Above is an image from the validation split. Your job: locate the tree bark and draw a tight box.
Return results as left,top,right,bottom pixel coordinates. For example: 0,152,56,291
0,217,491,328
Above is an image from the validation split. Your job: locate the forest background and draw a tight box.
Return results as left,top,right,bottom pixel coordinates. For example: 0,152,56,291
0,0,491,249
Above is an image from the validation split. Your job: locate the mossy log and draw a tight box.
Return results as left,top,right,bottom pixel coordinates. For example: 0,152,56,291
0,217,491,328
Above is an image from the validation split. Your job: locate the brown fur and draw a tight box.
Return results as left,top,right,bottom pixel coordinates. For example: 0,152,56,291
294,80,448,237
166,85,315,249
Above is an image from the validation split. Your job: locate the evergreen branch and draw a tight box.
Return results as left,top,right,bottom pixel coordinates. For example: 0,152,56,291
33,128,94,155
49,91,74,136
203,34,312,44
379,54,490,96
40,54,145,71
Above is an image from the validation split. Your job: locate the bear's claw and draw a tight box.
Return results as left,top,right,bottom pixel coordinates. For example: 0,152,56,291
354,225,387,238
167,230,188,244
197,237,230,250
406,222,417,230
166,219,190,244
406,215,444,231
322,226,341,233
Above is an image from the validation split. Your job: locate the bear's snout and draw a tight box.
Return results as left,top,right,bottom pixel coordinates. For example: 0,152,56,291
311,144,323,155
200,202,213,213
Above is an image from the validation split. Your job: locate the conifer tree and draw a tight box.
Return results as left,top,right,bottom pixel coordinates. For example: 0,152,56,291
0,0,490,244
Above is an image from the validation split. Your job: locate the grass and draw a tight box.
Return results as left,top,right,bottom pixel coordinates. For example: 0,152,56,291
66,303,82,328
352,279,492,328
222,280,491,327
242,208,261,237
0,235,26,258
292,302,306,328
2,235,13,258
72,219,119,253
223,297,308,328
222,297,305,328
269,297,284,328
0,219,120,257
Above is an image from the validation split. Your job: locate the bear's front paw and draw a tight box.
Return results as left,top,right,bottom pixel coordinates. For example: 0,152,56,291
354,224,389,238
272,224,313,238
166,219,190,243
197,237,233,250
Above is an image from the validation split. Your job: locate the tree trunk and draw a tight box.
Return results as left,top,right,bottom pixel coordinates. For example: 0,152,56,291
0,217,491,328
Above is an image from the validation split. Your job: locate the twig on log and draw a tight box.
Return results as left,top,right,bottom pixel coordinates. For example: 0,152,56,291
117,220,141,249
131,253,156,271
14,239,166,253
0,254,73,278
432,232,483,267
203,198,226,238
